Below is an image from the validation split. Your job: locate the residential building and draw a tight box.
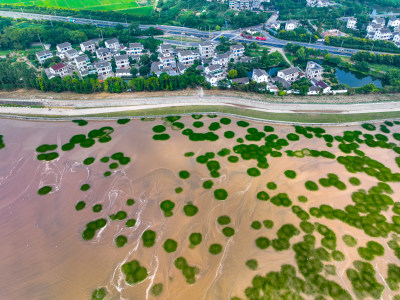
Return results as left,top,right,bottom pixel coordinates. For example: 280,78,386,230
315,80,331,94
158,52,176,69
306,0,333,7
36,50,53,64
212,51,233,66
157,43,174,54
127,43,144,55
393,34,400,45
105,38,120,50
273,76,291,89
372,28,393,41
205,64,223,75
285,20,298,31
269,22,281,30
65,49,79,60
388,17,400,28
74,55,91,71
229,0,253,10
96,48,112,61
95,61,113,78
56,42,72,53
199,41,216,58
115,55,130,69
266,83,279,93
277,67,302,82
176,62,189,74
177,50,200,66
321,29,346,38
230,44,245,58
346,17,357,29
252,69,269,83
231,77,249,85
47,62,69,78
367,23,383,34
306,61,324,80
80,40,96,52
372,18,385,26
116,68,132,78
308,86,320,95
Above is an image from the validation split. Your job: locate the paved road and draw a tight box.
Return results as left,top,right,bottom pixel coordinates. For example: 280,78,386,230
0,10,395,56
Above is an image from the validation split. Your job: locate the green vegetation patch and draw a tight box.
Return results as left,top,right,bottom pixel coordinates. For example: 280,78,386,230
255,237,271,249
224,131,235,139
152,125,166,133
121,260,148,285
75,201,86,211
126,219,136,227
203,180,214,189
305,180,319,191
163,239,178,253
251,221,262,230
257,191,270,201
160,200,175,217
174,257,199,284
115,235,128,248
72,120,88,126
151,283,163,297
142,230,157,248
343,235,357,247
153,134,170,140
183,203,198,217
80,184,91,191
36,144,57,153
126,198,135,206
246,259,258,270
247,167,261,177
266,182,277,190
222,227,235,237
91,287,106,300
92,204,102,213
109,210,127,221
217,215,231,225
220,117,231,125
83,157,95,165
82,218,107,241
214,189,228,200
117,118,130,124
189,233,202,248
284,170,297,179
263,220,274,229
38,185,52,195
37,152,59,161
179,170,190,179
209,243,223,255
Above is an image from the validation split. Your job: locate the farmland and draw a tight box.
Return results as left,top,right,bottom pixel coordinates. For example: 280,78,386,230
0,0,154,15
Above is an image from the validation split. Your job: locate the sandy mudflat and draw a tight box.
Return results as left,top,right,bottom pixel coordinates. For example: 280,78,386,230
0,116,399,300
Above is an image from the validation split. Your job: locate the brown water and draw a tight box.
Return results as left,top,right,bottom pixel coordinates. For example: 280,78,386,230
0,117,399,300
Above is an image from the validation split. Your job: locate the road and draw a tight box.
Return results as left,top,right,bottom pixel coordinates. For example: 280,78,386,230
0,10,394,56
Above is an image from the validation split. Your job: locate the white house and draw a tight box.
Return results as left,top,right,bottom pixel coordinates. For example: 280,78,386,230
388,17,400,28
212,51,233,66
199,41,216,58
367,23,383,34
252,69,269,83
157,43,174,54
285,20,298,31
347,17,357,29
36,50,53,64
74,55,91,71
56,42,72,53
80,40,96,52
373,28,393,41
105,38,120,50
393,34,400,45
372,18,385,26
277,67,302,82
158,52,176,69
95,61,113,78
96,48,112,61
115,54,130,69
306,61,324,80
230,44,245,58
127,42,144,55
116,68,132,78
65,49,79,60
47,62,69,78
177,50,200,66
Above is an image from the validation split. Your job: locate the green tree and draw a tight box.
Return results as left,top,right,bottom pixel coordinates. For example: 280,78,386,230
228,69,238,79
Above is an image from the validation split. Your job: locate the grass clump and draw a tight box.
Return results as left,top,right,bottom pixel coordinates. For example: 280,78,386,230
109,211,127,221
222,227,235,237
220,117,231,125
174,257,199,284
151,283,163,297
92,204,102,213
184,152,195,157
284,170,297,179
163,239,178,253
343,235,357,247
266,182,277,190
349,177,361,186
83,157,95,165
203,180,213,189
126,219,136,227
175,187,183,193
305,180,319,191
209,243,223,255
72,120,88,126
263,220,274,228
214,189,228,200
257,191,270,201
247,168,261,177
36,144,57,153
160,200,175,217
251,221,262,230
152,125,166,133
237,121,249,127
80,184,91,191
126,198,135,206
142,230,156,248
117,118,130,124
224,131,235,139
121,260,148,285
153,134,170,140
115,235,128,248
255,237,271,249
179,170,190,179
104,171,111,177
183,203,198,217
38,186,52,195
245,259,258,270
189,233,202,248
217,215,231,225
75,201,86,211
100,157,109,163
82,218,107,241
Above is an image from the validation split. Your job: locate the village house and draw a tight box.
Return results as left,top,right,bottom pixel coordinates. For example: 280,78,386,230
105,38,120,50
285,20,298,31
65,49,79,60
36,50,53,64
252,69,269,83
115,55,130,69
231,77,250,85
277,67,303,82
96,48,112,61
367,23,383,34
177,50,200,66
80,40,96,52
266,83,279,93
74,55,91,71
346,17,357,29
230,44,245,58
372,28,393,41
199,41,216,58
393,34,400,46
158,52,176,69
115,68,132,78
56,42,72,53
306,61,324,80
46,62,69,79
388,17,400,28
127,43,144,55
157,43,174,54
212,51,233,66
95,61,113,78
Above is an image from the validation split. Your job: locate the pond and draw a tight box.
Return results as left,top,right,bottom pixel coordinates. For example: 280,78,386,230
335,67,383,88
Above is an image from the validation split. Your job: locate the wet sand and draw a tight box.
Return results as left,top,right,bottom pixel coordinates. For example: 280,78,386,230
0,117,399,300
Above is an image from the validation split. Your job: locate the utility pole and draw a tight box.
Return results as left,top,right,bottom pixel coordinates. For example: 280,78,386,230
37,34,44,49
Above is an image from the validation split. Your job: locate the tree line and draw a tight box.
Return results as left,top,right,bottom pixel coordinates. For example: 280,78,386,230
325,36,400,54
276,28,318,43
351,51,400,68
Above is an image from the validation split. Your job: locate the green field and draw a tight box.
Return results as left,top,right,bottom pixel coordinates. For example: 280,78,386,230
1,0,153,15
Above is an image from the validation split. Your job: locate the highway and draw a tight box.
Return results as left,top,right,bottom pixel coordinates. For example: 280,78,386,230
0,10,394,56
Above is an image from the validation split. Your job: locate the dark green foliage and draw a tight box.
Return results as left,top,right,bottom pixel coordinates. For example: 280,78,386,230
209,243,223,254
305,180,318,191
251,221,262,230
343,235,357,247
61,143,74,151
126,198,135,206
349,177,361,186
117,118,130,124
183,203,198,216
193,121,204,128
75,201,86,211
115,235,128,248
36,144,57,153
263,220,274,229
217,148,231,157
209,122,221,131
270,193,292,207
222,227,235,237
247,168,261,177
228,155,239,163
174,257,199,284
266,182,277,190
100,157,109,163
82,218,107,241
224,131,235,139
179,170,190,179
73,120,88,126
160,200,175,217
109,210,127,221
246,259,258,270
104,171,111,177
256,237,271,249
91,288,106,300
203,180,213,189
121,260,148,285
152,125,166,133
287,133,300,141
80,184,90,191
237,121,249,127
163,239,178,253
284,170,296,179
142,230,156,248
38,186,52,195
214,189,228,200
80,138,95,148
83,157,95,165
189,233,202,247
109,162,118,169
217,215,231,225
257,191,270,201
361,123,376,131
151,283,163,296
37,152,59,161
175,187,183,193
92,204,102,213
298,196,308,203
220,118,231,125
153,134,170,140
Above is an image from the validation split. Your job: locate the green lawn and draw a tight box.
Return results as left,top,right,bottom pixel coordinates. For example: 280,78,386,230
1,0,153,14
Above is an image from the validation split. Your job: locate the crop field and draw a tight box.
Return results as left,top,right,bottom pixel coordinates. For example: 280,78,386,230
1,0,154,15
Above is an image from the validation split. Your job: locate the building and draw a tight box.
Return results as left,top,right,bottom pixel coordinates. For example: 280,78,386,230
269,22,281,30
252,69,269,83
105,38,120,50
273,76,291,89
231,77,249,85
388,17,400,28
306,61,324,80
372,18,385,27
212,51,233,66
116,68,132,78
177,50,200,66
96,48,112,61
372,28,393,41
127,43,144,55
321,29,346,38
56,42,72,53
230,44,245,58
65,49,79,60
229,0,251,10
158,52,176,69
285,20,298,31
347,17,357,29
36,50,53,64
306,0,333,7
266,83,279,93
315,80,331,94
393,34,400,46
115,54,130,69
367,23,383,34
74,55,91,71
80,40,96,52
95,61,113,78
157,43,174,54
199,41,216,58
47,62,69,78
277,67,302,82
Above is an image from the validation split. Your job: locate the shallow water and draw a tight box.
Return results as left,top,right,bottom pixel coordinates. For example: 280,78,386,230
0,116,399,300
